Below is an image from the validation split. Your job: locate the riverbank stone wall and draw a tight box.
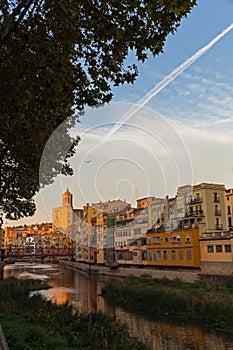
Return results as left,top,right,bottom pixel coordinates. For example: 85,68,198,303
59,260,200,283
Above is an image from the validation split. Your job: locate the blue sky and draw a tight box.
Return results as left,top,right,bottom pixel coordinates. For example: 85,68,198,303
6,0,233,226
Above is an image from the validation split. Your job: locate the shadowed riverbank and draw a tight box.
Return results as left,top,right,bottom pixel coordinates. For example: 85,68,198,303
102,276,233,332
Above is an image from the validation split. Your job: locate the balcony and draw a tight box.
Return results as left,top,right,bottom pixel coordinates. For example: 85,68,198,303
214,196,220,203
186,209,203,217
190,197,202,204
214,209,221,216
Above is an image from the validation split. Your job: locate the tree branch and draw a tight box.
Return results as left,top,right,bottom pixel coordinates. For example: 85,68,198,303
0,0,35,47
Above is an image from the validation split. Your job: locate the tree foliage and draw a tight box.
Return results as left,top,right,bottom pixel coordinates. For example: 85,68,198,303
0,0,196,220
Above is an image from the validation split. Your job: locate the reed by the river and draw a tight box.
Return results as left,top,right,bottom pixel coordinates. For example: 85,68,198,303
0,277,148,350
102,276,233,332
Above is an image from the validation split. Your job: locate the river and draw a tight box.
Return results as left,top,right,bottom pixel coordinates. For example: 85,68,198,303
3,261,233,350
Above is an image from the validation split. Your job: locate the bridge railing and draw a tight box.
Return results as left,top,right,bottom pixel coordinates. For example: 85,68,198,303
1,248,74,259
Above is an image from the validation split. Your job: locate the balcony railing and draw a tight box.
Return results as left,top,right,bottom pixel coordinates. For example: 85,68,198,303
214,196,220,203
214,209,221,216
190,197,202,203
186,209,203,217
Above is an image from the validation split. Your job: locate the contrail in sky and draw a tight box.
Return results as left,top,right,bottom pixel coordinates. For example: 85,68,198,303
105,23,233,139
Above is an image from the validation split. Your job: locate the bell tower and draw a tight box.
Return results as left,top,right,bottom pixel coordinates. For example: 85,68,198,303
62,187,73,207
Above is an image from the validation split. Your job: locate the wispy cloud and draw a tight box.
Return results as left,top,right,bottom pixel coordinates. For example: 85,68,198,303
105,23,233,139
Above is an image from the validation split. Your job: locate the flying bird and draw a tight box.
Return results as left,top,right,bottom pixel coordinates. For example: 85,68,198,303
85,160,92,164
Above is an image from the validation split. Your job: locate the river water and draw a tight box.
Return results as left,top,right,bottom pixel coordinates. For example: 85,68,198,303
3,261,233,350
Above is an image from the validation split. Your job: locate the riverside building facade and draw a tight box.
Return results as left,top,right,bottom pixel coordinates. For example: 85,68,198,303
50,182,233,276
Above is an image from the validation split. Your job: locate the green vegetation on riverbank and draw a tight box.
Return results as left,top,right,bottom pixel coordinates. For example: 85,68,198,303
0,277,148,350
102,276,233,332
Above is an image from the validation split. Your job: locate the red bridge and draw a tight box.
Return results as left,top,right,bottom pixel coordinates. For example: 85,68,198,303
1,248,74,260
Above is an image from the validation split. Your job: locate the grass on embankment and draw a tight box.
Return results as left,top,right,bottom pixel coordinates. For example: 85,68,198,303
102,276,233,332
0,277,149,350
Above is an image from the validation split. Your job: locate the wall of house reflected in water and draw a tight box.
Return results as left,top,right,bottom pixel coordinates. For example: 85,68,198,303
3,261,233,350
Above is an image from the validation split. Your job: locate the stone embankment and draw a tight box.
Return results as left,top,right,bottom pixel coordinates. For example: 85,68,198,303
60,260,233,283
59,260,200,283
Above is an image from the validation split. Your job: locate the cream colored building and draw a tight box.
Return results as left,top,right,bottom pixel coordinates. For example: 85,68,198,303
225,188,233,230
147,195,176,232
52,188,82,233
75,200,129,263
114,205,134,248
173,183,227,235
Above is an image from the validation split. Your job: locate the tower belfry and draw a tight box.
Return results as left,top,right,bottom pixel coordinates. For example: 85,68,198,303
62,187,73,207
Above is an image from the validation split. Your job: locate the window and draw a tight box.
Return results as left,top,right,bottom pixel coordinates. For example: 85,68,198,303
186,249,192,260
216,245,222,253
214,192,219,202
178,250,183,260
171,250,176,260
147,237,151,245
148,252,153,261
135,228,141,235
157,250,161,259
153,252,157,261
142,251,147,261
207,245,214,253
185,234,191,243
163,250,168,260
165,237,169,243
228,206,231,215
229,217,232,227
225,245,231,253
172,235,180,242
153,236,161,244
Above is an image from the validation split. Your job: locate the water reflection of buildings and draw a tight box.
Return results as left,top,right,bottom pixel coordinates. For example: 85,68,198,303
50,267,107,313
112,308,232,350
4,264,233,350
58,269,233,350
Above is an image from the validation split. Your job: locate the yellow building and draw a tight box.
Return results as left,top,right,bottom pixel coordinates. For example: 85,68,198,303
225,188,233,230
52,188,82,233
200,231,233,275
143,228,200,268
95,210,108,264
136,197,149,209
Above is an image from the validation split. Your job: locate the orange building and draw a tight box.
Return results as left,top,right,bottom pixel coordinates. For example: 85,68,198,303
143,228,200,268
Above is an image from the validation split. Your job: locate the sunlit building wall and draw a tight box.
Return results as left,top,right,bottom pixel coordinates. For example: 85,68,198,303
225,188,233,230
144,228,200,268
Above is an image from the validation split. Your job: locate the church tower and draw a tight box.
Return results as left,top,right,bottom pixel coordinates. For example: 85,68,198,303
62,188,73,207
